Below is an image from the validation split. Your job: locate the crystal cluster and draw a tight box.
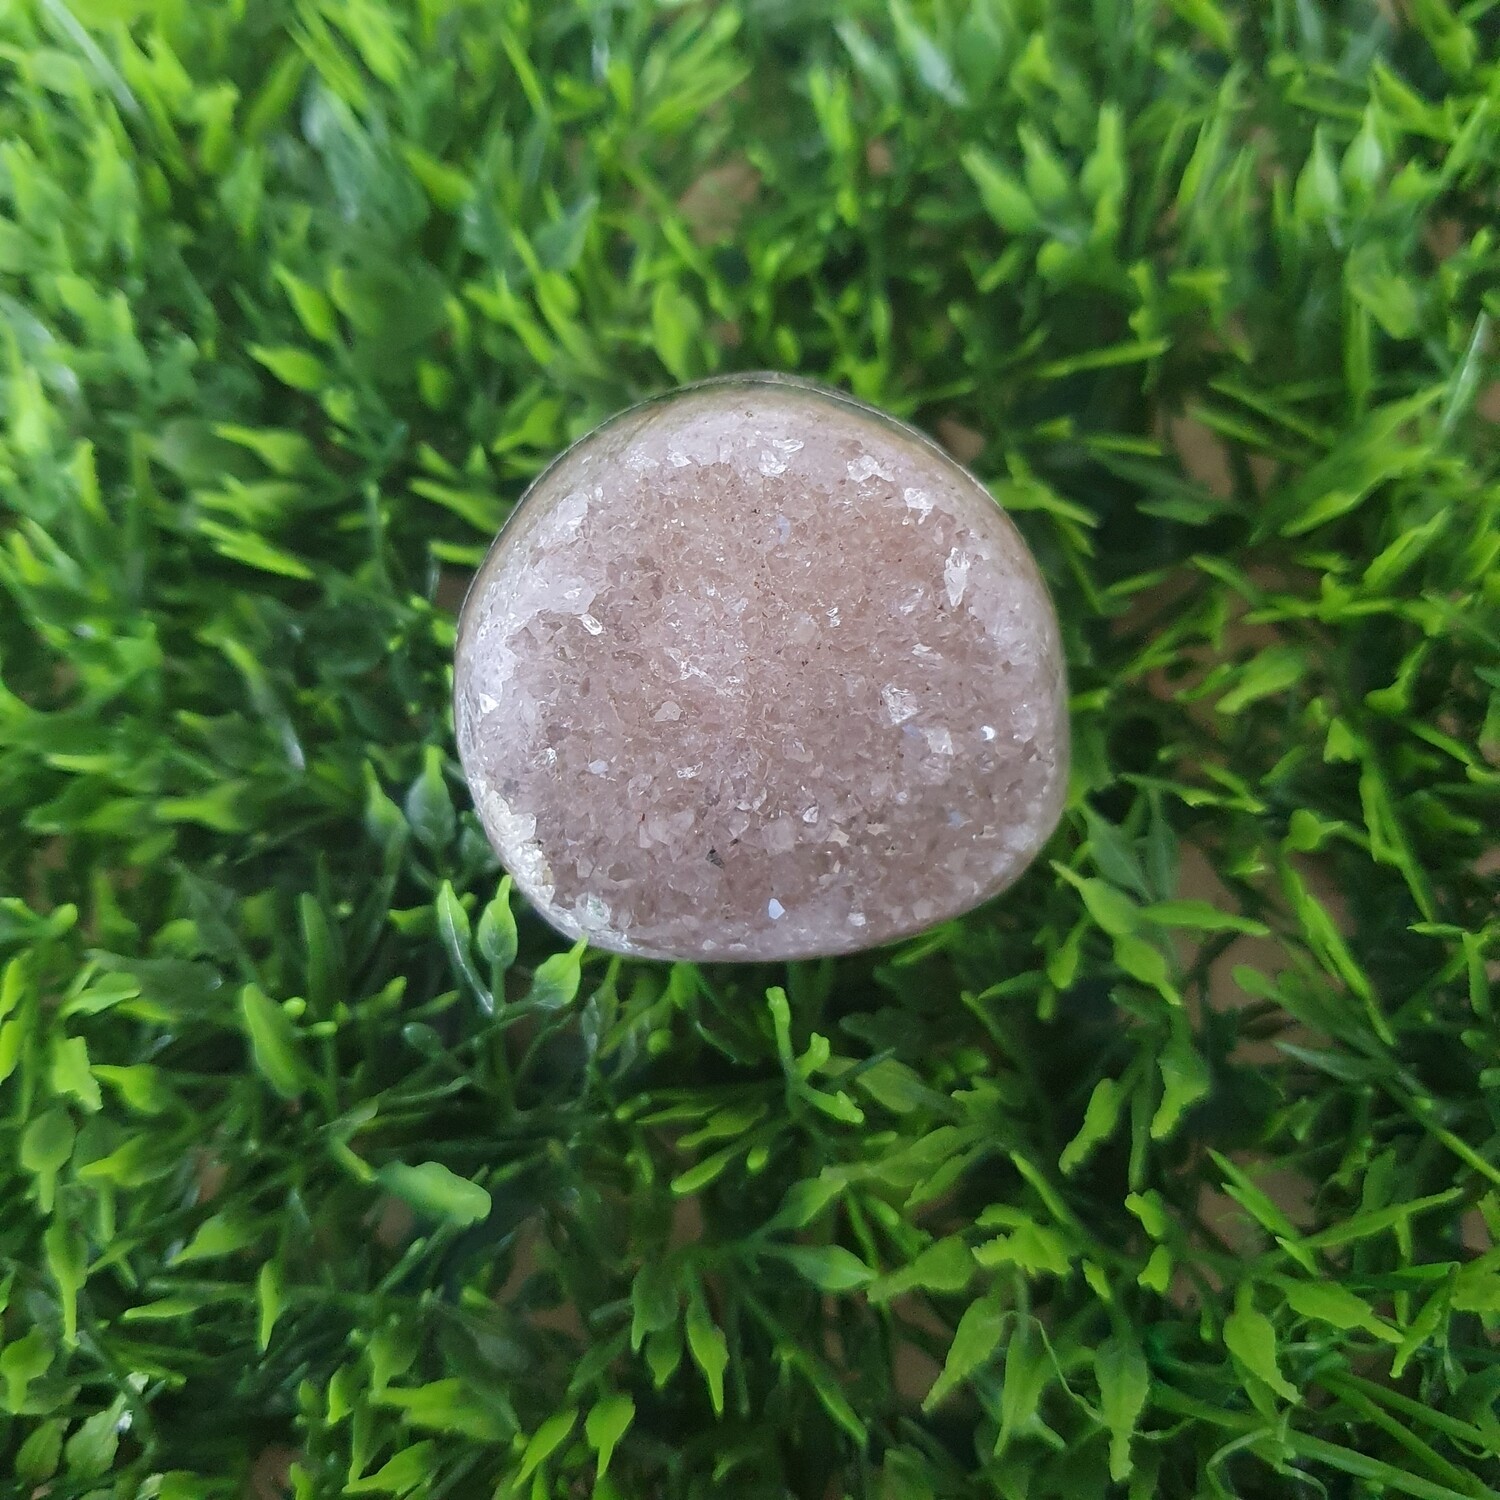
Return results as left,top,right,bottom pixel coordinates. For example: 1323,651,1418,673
454,377,1068,961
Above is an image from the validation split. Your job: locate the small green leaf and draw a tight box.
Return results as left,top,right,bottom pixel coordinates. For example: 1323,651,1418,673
436,881,485,1002
1348,245,1421,339
784,1343,867,1443
401,143,471,209
476,874,518,971
630,1261,678,1351
802,1084,866,1125
854,1057,943,1114
765,1243,874,1292
239,984,307,1100
123,1296,210,1320
679,1101,768,1148
1223,1288,1298,1402
250,343,328,391
21,1107,75,1212
364,763,408,849
49,1034,101,1111
175,1211,259,1262
1209,1150,1305,1245
376,1379,509,1441
766,1175,842,1232
1,1327,54,1412
1166,0,1233,48
972,1220,1073,1277
517,1407,577,1484
215,422,315,474
1143,900,1269,935
644,1323,683,1388
651,282,703,384
684,1285,729,1415
15,1418,64,1482
298,892,339,1007
997,1314,1052,1457
273,266,337,342
1391,1287,1448,1378
1125,1189,1171,1240
1079,806,1152,898
366,1324,418,1395
1019,125,1071,210
526,941,585,1010
1113,932,1180,1002
1299,1188,1462,1251
1451,1263,1500,1314
404,746,456,852
64,1396,125,1479
1139,1244,1173,1293
963,146,1038,234
0,1016,24,1086
1037,338,1169,379
44,1217,87,1344
1076,877,1140,936
834,19,901,102
258,1259,284,1351
869,1235,974,1302
346,1441,436,1495
585,1392,634,1477
377,1162,491,1226
1082,103,1126,237
1293,128,1342,225
92,1063,171,1115
1215,647,1305,714
1096,1334,1150,1482
1277,1279,1399,1342
924,1292,1005,1410
890,0,966,104
670,1144,740,1197
1061,1077,1124,1175
1151,1030,1212,1140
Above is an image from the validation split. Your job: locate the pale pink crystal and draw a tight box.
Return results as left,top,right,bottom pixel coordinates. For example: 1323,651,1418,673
454,376,1068,961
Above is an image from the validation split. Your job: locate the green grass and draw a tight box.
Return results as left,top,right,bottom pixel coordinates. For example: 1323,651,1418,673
2,0,1498,1496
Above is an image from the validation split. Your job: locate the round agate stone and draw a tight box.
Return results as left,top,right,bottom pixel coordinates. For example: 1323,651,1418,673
454,376,1068,961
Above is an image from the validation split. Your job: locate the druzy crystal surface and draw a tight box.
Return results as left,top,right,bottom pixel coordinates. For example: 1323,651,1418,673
454,377,1068,961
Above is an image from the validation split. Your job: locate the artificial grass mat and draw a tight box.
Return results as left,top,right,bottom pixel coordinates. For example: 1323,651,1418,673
1,0,1498,1496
